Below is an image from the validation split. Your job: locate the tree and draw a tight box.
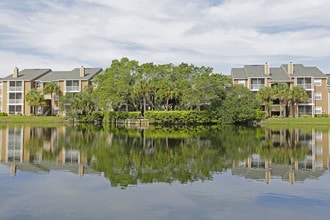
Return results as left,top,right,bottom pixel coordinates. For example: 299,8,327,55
256,87,274,118
272,83,290,117
289,86,308,118
60,86,96,119
43,81,59,115
25,88,45,115
93,57,139,111
220,85,260,124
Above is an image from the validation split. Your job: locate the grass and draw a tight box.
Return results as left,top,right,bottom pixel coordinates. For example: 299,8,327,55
0,115,68,124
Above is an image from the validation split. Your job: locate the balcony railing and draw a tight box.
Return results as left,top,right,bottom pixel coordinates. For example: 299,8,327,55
250,84,265,90
66,86,80,92
9,99,23,104
297,84,312,90
9,87,23,91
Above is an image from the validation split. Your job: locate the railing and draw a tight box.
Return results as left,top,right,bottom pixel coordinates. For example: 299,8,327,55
65,86,80,92
250,84,265,90
8,99,23,104
9,87,23,91
297,84,312,90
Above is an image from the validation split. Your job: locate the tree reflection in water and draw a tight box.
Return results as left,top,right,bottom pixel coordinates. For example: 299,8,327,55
0,124,327,188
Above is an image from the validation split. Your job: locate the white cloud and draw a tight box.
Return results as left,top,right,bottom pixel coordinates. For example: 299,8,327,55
1,0,330,77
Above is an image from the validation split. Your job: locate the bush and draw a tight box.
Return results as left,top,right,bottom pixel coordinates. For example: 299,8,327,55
145,110,220,125
0,112,8,116
108,110,221,125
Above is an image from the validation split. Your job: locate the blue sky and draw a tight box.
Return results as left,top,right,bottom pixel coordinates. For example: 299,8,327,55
1,0,330,77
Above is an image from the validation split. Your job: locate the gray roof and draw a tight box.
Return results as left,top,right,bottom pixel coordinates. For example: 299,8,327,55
244,65,270,78
269,68,292,83
37,68,103,81
232,63,327,82
3,69,51,81
231,68,247,79
281,64,326,78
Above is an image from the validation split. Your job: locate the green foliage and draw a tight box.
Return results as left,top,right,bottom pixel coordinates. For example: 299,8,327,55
145,110,220,125
0,112,8,116
220,85,260,124
25,88,45,115
92,58,230,113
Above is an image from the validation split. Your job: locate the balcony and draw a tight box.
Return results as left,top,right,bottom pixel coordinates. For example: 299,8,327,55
250,84,265,91
65,86,80,92
297,84,312,90
9,87,23,91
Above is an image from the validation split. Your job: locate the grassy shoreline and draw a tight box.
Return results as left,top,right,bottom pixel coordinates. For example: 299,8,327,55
0,115,68,124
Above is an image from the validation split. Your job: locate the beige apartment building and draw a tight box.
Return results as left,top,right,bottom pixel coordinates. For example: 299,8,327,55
231,62,329,117
0,66,103,116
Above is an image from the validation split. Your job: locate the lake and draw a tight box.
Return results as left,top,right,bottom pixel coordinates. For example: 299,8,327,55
0,124,330,220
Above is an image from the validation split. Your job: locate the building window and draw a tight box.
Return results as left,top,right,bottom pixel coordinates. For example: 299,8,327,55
297,78,312,89
314,79,322,86
65,80,80,92
35,81,42,88
9,93,23,104
9,105,22,115
250,78,265,90
315,92,322,100
9,81,23,91
0,94,2,101
238,80,245,86
0,81,3,88
315,106,322,114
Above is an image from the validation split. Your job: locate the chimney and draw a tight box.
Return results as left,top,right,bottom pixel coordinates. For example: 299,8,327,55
288,62,293,74
80,66,85,77
264,62,270,75
13,67,19,78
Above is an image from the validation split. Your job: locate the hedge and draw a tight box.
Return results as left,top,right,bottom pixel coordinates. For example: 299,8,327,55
109,110,221,125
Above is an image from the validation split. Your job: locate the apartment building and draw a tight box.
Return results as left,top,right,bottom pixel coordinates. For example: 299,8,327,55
231,63,329,117
0,66,103,116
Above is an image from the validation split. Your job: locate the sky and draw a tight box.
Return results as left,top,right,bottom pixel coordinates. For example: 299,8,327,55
1,0,330,78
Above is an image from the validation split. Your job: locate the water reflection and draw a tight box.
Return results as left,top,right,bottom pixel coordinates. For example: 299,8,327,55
0,125,329,187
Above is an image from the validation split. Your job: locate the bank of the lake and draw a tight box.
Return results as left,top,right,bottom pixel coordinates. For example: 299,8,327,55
0,115,68,124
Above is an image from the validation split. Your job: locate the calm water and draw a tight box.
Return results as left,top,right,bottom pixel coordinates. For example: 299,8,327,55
0,124,330,220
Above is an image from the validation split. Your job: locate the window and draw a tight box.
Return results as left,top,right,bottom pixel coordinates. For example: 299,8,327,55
250,78,265,90
9,93,23,104
315,106,322,114
238,80,245,86
8,105,22,114
35,81,42,88
65,80,80,92
0,81,3,88
314,79,322,86
9,81,23,91
297,78,312,89
0,94,2,101
315,92,322,100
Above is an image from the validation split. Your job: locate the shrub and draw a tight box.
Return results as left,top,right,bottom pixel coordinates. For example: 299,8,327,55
0,112,8,116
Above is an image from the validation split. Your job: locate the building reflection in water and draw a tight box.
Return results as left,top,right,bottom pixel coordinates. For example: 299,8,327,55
0,126,330,185
0,126,98,177
232,128,329,184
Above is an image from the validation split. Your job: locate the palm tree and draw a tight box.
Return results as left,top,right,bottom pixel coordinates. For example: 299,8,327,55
289,86,308,118
272,83,290,117
43,82,59,115
256,87,274,118
25,88,45,115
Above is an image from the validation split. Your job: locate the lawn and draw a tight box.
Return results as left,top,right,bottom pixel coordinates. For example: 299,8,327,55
0,115,68,124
